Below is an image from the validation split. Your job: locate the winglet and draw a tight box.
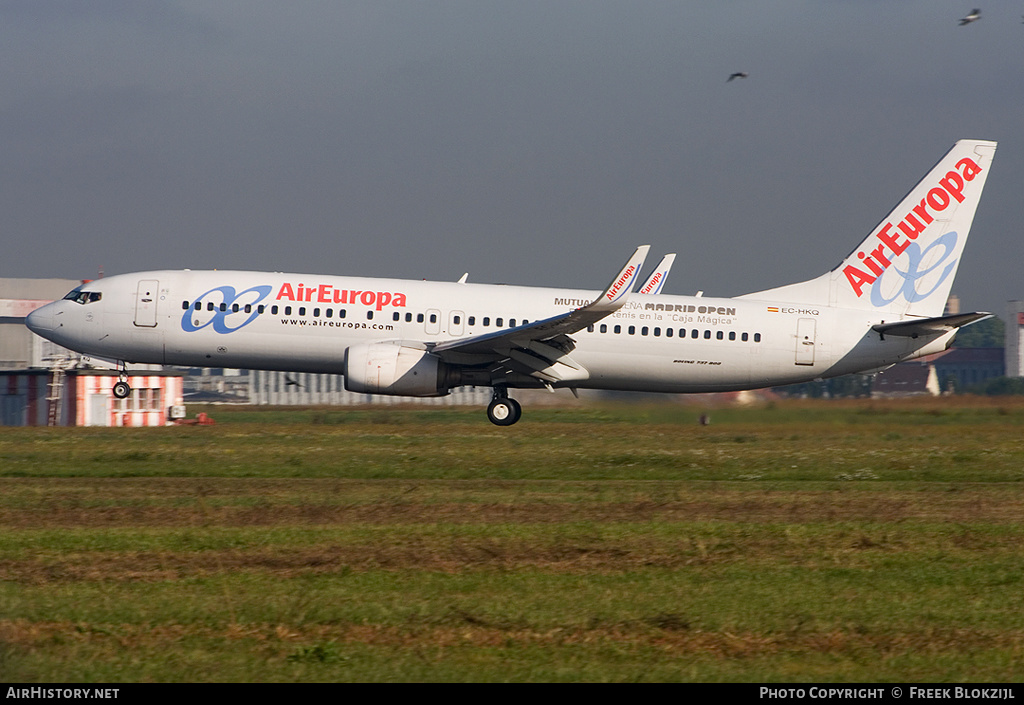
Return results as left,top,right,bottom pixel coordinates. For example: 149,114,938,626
637,253,676,295
590,245,650,312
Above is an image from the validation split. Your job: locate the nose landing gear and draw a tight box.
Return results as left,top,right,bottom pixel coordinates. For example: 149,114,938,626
112,363,131,399
486,388,522,426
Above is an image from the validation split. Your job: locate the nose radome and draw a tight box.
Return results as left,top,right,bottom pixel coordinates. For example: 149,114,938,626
25,305,55,333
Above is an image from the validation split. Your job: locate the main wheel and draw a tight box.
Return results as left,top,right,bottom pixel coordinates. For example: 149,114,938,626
112,381,131,399
487,397,522,426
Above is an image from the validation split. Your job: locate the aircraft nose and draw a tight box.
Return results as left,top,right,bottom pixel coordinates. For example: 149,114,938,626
25,305,55,333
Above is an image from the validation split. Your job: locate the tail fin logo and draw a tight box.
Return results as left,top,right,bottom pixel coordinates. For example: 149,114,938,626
869,231,958,307
843,156,983,299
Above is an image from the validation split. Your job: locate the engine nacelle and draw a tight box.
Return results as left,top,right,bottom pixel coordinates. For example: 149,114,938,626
344,342,450,396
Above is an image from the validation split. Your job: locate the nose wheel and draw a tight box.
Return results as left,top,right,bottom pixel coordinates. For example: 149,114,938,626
112,364,131,399
486,389,522,426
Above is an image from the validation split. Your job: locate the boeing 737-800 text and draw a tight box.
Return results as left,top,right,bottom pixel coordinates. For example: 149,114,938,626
27,139,997,425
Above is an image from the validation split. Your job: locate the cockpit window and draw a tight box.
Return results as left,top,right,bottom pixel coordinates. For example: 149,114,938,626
63,288,102,305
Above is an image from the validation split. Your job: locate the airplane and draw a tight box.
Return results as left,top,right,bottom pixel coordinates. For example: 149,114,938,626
26,139,996,426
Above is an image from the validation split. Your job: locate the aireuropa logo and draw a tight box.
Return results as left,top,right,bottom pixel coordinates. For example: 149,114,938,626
605,265,636,302
843,155,981,299
869,231,958,307
181,285,273,334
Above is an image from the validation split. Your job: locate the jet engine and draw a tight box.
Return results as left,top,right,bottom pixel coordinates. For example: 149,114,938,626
344,342,451,396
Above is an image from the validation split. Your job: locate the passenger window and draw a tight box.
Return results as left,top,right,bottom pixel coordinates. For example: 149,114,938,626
285,306,292,315
429,313,437,323
742,332,748,342
393,312,400,321
325,308,332,318
299,307,306,316
272,305,279,315
703,330,711,339
641,326,648,336
417,313,424,323
666,328,673,337
509,319,516,327
195,302,202,311
729,331,736,341
600,324,607,333
716,331,723,340
245,304,252,314
367,311,374,320
406,313,413,322
614,325,621,334
454,315,461,325
483,317,490,326
313,308,320,317
232,304,240,313
181,301,189,310
220,303,227,312
628,326,636,335
691,329,698,338
496,318,503,327
258,305,265,314
653,327,660,337
754,333,762,342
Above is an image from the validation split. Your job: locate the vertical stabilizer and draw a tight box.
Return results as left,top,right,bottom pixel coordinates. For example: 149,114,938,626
739,140,997,317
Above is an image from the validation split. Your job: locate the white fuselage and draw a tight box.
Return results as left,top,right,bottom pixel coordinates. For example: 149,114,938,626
27,269,949,394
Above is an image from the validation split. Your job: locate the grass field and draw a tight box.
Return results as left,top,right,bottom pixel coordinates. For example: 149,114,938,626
1,397,1022,682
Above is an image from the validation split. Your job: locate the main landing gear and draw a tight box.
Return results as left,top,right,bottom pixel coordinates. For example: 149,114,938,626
486,388,522,426
112,363,131,399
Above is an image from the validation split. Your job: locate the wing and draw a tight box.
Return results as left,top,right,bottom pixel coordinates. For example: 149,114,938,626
429,245,650,385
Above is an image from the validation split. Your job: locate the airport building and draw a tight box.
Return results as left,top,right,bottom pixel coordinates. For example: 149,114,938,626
1004,301,1024,378
1,277,82,369
1,369,185,427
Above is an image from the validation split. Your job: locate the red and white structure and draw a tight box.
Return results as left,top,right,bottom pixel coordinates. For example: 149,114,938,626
1,370,184,427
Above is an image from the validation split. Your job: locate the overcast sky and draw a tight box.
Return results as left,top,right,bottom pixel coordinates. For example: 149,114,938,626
3,1,1022,315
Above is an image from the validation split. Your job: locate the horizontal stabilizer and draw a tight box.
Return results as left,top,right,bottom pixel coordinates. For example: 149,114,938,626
872,312,990,338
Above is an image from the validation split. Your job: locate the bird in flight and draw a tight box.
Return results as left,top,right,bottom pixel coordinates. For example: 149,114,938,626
727,72,749,82
959,8,981,25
